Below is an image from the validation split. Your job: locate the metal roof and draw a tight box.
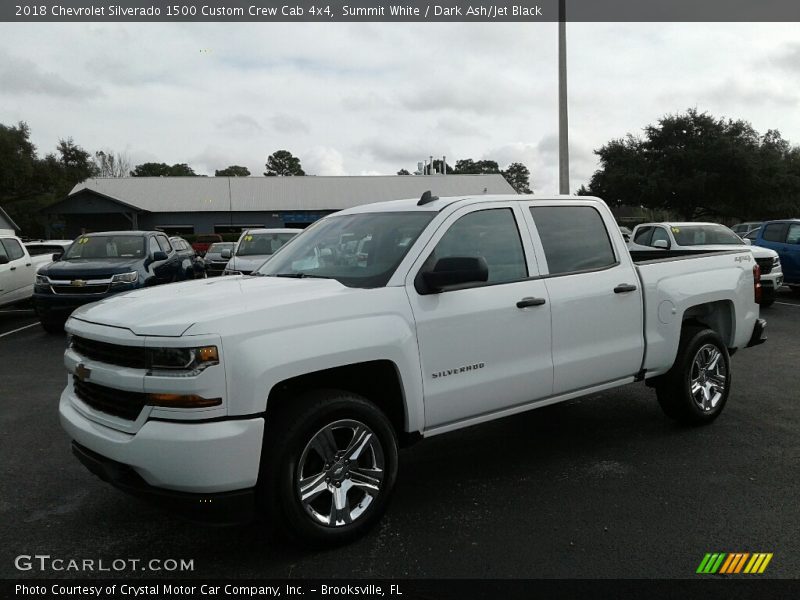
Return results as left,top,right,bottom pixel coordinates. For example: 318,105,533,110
66,175,516,213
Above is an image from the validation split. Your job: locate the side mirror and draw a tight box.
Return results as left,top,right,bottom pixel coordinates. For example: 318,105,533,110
653,239,670,250
152,251,168,262
743,238,752,246
52,252,63,262
419,256,489,294
0,255,8,265
221,249,232,259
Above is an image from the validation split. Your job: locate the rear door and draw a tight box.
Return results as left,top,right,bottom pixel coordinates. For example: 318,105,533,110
406,203,554,429
782,223,800,283
0,238,33,302
522,202,644,394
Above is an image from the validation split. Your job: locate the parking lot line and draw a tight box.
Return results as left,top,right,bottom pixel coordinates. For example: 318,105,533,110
775,302,800,308
0,322,39,338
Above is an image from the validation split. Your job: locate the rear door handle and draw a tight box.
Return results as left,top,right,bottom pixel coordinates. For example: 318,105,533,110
517,297,546,308
9,266,16,271
614,283,637,293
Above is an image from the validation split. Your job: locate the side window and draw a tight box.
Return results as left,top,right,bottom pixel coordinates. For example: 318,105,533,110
149,237,160,255
787,224,800,245
427,208,528,285
633,226,653,246
531,206,617,275
156,236,173,253
762,223,787,243
0,240,9,261
650,227,670,247
1,238,25,260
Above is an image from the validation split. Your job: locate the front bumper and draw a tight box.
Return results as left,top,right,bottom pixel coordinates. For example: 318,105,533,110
34,286,133,320
72,442,255,524
59,390,264,496
747,318,767,348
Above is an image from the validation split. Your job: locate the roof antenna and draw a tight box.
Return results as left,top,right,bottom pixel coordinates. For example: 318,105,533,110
418,190,439,205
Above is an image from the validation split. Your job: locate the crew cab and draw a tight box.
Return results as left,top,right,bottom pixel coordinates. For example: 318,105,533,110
0,235,53,309
751,219,800,293
221,228,302,276
629,222,783,306
59,195,766,546
35,231,186,332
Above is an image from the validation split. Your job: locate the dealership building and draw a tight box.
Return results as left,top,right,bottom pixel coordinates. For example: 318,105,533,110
43,175,515,238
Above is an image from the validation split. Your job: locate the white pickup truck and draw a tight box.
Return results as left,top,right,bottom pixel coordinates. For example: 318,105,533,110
59,195,766,546
0,235,54,309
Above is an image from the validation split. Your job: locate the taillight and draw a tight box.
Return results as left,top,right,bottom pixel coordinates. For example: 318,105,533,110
753,264,762,303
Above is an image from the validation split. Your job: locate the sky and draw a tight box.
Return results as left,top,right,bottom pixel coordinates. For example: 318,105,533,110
1,22,800,194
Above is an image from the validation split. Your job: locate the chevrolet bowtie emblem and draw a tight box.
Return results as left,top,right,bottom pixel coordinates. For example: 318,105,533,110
75,364,91,382
71,279,86,287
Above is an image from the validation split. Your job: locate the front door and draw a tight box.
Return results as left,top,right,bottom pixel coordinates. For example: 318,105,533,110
406,204,554,430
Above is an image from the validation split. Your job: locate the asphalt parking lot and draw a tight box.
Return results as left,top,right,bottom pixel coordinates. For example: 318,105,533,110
1,291,798,580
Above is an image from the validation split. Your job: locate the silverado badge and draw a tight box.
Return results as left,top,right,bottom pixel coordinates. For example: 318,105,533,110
71,279,87,287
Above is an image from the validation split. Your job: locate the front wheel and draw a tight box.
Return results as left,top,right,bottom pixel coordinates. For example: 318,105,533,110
259,390,398,547
655,326,731,425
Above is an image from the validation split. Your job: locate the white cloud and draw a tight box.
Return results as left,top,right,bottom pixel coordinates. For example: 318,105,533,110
304,146,347,176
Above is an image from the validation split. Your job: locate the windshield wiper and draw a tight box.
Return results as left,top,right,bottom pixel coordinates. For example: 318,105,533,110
269,273,331,279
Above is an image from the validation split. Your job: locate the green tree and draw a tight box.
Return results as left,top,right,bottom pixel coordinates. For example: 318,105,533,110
583,109,800,220
130,162,197,177
0,122,38,201
264,150,305,176
502,162,532,194
215,165,251,177
396,168,411,175
453,159,500,174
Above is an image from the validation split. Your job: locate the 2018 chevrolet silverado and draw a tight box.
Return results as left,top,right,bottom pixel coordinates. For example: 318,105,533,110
59,195,767,546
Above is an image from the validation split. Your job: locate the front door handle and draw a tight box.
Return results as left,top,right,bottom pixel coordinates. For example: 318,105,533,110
517,297,546,308
9,266,16,271
614,283,637,293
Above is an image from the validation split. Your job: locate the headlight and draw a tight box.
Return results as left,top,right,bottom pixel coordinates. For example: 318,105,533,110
773,256,780,266
146,345,219,376
35,274,50,285
111,271,138,285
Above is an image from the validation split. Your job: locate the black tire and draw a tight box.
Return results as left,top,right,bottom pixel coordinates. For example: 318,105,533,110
258,389,398,548
655,326,731,425
759,290,775,308
40,318,65,334
790,285,800,296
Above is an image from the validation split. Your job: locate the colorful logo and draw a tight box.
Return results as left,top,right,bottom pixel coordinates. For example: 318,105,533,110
697,553,773,574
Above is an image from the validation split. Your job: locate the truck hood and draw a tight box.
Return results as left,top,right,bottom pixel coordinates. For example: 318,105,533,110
227,255,271,273
41,258,142,278
69,275,351,336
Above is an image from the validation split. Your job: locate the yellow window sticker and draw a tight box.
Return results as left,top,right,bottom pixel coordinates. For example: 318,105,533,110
671,227,680,234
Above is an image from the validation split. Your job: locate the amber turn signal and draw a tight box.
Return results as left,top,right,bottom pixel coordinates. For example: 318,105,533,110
147,393,222,408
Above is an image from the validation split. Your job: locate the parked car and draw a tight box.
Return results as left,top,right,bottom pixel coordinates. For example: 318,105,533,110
619,226,632,243
752,219,800,293
169,236,207,280
60,194,765,546
204,242,237,276
24,240,74,260
191,234,223,257
1,235,53,309
34,231,187,332
629,222,783,306
731,221,763,236
222,228,302,275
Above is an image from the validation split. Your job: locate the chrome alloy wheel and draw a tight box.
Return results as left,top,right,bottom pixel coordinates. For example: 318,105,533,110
296,419,385,527
690,343,727,412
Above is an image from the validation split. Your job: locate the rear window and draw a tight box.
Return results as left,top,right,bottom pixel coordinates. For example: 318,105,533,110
762,223,787,243
633,226,653,246
531,206,617,275
787,224,800,245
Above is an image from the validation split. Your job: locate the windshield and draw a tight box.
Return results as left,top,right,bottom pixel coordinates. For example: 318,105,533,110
672,225,744,246
256,212,434,288
63,235,145,260
237,232,297,256
208,242,234,253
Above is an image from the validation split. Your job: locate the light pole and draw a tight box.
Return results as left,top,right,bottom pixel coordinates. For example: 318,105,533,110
558,0,570,194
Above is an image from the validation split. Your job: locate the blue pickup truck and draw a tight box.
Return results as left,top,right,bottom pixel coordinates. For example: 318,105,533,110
753,219,800,293
34,231,192,332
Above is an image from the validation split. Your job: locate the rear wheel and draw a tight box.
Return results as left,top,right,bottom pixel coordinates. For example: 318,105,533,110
259,390,398,547
760,289,775,307
655,326,731,425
